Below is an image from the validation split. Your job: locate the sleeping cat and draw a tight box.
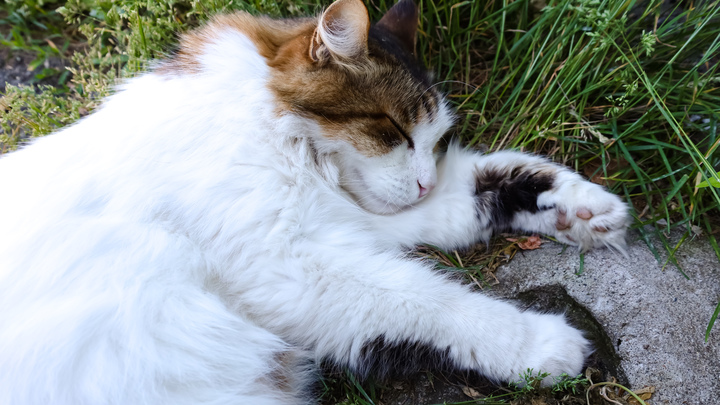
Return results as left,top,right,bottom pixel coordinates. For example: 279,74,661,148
0,0,629,403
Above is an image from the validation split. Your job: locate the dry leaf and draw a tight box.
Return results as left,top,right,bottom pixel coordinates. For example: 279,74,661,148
46,39,59,52
519,236,542,250
461,386,481,399
627,386,655,404
692,225,703,237
507,235,543,250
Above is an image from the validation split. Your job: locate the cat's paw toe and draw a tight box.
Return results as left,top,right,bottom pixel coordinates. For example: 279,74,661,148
517,312,592,386
541,174,630,252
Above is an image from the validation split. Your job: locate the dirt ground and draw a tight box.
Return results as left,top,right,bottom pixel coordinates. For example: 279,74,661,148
0,47,67,93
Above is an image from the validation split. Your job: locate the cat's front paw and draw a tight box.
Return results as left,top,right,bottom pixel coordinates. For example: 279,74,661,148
517,312,592,386
538,172,629,252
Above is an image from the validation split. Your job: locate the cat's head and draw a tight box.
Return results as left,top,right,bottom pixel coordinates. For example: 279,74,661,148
268,0,455,215
167,0,455,214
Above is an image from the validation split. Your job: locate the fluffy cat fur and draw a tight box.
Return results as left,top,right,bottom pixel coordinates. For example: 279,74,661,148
0,0,629,404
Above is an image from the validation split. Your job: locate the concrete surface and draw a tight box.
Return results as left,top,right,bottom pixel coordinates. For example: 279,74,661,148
490,230,720,405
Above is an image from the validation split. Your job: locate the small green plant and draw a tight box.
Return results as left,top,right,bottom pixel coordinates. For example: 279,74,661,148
505,369,589,401
551,372,590,395
508,368,552,395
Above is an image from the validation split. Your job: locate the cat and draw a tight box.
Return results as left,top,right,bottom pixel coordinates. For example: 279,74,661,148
0,0,629,404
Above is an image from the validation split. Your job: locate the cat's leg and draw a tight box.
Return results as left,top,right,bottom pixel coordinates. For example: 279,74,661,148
371,144,629,251
242,250,590,385
474,149,629,251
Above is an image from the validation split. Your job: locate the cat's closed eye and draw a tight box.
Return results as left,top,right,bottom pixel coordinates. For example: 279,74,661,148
385,116,414,149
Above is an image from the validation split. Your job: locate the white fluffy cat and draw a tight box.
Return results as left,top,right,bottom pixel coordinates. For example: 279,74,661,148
0,0,629,403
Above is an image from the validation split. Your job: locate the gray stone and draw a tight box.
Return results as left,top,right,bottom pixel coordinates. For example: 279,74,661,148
489,231,720,405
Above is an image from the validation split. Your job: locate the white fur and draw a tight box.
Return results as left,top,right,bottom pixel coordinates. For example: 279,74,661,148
0,26,626,405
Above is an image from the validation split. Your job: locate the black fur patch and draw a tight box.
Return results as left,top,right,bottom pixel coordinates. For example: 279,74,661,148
369,25,429,88
474,165,555,229
355,335,456,379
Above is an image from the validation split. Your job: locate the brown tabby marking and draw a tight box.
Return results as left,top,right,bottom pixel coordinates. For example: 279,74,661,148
158,1,443,157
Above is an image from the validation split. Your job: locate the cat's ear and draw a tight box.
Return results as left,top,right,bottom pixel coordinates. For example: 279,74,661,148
310,0,370,65
376,0,419,56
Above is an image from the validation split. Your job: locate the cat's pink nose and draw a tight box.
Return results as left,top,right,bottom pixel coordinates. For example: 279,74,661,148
418,181,435,198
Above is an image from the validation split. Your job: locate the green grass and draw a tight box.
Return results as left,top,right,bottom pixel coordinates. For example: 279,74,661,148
0,0,73,85
1,0,719,402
